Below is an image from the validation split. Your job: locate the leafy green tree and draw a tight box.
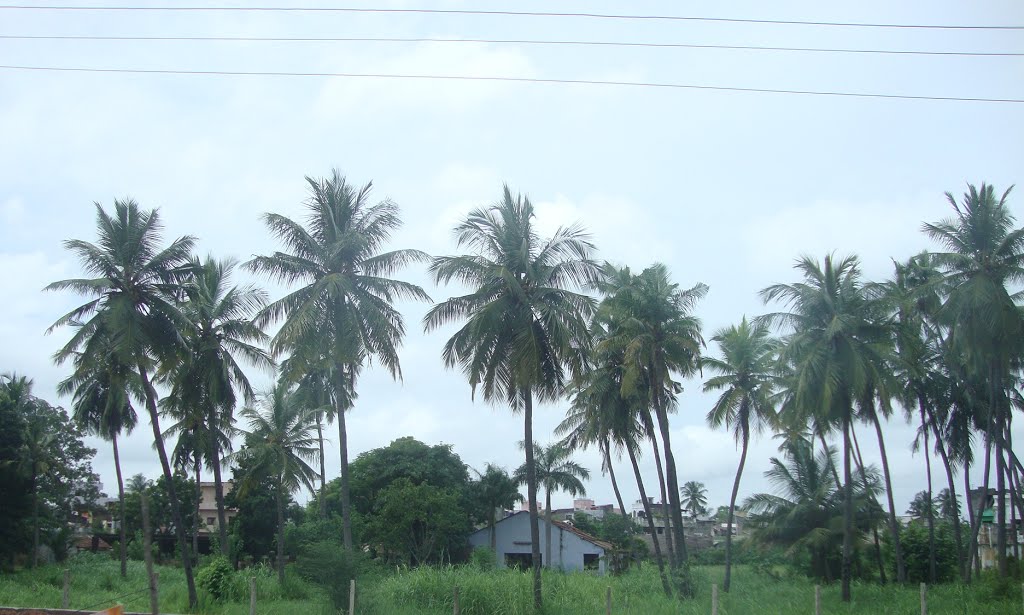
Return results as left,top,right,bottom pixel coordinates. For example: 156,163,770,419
924,183,1024,578
598,262,707,584
424,186,598,610
163,255,272,556
937,488,962,523
470,464,524,551
363,478,471,565
702,316,778,591
0,376,31,569
760,254,893,601
247,170,428,551
680,481,708,520
514,442,590,569
46,199,199,607
347,437,471,517
223,461,283,564
232,384,319,582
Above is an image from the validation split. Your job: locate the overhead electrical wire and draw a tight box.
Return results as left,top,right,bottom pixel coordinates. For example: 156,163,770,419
1,64,1020,104
0,5,1021,30
0,34,1020,57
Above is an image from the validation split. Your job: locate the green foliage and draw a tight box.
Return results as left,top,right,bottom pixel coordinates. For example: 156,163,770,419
363,478,471,565
295,540,365,610
196,556,239,602
469,547,496,571
285,516,345,556
345,437,472,517
115,472,199,542
885,522,959,583
0,377,31,568
225,452,294,563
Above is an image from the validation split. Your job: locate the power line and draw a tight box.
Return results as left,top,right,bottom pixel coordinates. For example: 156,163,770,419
0,5,1020,30
1,34,1020,57
1,64,1020,103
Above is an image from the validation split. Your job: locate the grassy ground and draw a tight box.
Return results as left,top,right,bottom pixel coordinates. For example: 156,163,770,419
0,552,325,615
0,554,1019,614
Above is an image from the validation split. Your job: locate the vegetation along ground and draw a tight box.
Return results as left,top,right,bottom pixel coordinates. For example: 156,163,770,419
0,553,1019,615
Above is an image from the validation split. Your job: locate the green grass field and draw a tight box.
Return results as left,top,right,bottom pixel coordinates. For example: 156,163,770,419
0,553,1019,614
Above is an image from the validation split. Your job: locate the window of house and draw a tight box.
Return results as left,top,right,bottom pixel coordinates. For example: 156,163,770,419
584,554,600,570
505,553,540,570
207,517,215,525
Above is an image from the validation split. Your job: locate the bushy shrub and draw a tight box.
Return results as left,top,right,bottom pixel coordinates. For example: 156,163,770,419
196,555,239,602
295,540,364,610
885,522,959,583
469,547,496,571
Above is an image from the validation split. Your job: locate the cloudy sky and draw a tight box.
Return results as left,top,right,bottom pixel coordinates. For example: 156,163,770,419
1,1,1022,515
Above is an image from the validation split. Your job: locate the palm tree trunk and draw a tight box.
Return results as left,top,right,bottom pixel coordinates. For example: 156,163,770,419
31,467,39,568
603,441,629,522
209,432,229,557
841,416,853,602
968,436,993,577
967,417,995,578
996,437,1008,577
964,458,979,580
851,426,887,585
653,397,689,570
819,430,842,491
316,416,327,519
871,411,906,583
276,482,285,584
112,433,128,577
723,422,748,593
928,408,965,582
545,488,553,569
194,453,201,561
649,433,676,569
522,389,542,611
626,441,671,597
138,363,198,608
923,409,937,584
335,370,353,551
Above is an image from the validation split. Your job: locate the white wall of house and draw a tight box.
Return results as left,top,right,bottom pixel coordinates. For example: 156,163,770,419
468,512,607,574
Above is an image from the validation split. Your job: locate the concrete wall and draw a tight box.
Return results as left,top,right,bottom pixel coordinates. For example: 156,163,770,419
468,513,606,574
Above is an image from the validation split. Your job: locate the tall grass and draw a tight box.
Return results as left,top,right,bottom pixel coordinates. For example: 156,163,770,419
1,555,1018,614
0,552,323,615
359,565,1019,615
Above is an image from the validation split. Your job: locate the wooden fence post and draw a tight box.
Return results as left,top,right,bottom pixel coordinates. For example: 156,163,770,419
141,492,158,615
249,576,257,615
920,582,927,615
348,579,356,615
605,586,612,615
711,583,719,615
814,585,821,615
453,585,460,615
62,569,70,608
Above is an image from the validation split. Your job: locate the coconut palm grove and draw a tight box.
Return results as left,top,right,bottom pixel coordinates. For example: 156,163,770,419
0,173,1021,614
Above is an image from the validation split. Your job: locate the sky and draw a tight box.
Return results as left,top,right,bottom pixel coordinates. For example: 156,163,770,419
1,1,1022,516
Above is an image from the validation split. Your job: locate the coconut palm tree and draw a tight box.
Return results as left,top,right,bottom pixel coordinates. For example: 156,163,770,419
46,200,199,607
59,329,139,577
680,481,708,520
514,442,590,569
232,384,319,583
471,464,524,551
424,186,599,609
759,254,892,602
247,170,428,550
598,263,707,581
560,329,673,596
163,255,272,555
14,378,54,569
924,183,1024,578
744,438,882,583
702,316,778,591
